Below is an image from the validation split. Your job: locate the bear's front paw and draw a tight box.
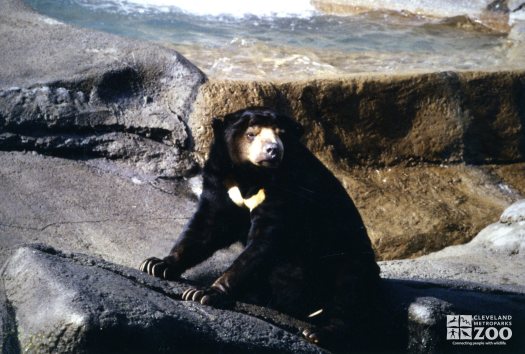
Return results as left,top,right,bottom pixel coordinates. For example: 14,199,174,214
300,318,347,348
300,327,321,344
139,257,180,280
181,286,232,307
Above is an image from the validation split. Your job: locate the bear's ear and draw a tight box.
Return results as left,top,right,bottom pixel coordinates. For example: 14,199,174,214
279,114,304,139
222,110,244,127
211,117,224,134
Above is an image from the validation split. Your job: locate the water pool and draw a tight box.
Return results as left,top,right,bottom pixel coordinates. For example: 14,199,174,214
25,0,525,80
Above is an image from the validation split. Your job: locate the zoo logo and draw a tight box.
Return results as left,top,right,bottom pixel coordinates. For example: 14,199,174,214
446,315,513,344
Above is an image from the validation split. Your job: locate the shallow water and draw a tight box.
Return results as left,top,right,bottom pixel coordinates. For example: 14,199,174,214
25,0,525,80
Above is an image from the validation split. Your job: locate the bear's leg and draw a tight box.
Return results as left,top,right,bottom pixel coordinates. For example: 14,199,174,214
181,203,283,306
301,259,381,351
140,193,248,280
180,235,275,306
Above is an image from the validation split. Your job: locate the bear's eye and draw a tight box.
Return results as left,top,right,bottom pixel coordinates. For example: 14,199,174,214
246,132,256,139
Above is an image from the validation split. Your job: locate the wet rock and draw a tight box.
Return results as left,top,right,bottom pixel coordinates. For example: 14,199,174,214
0,0,205,178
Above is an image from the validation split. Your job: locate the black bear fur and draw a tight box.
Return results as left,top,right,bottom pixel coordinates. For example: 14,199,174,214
141,107,382,351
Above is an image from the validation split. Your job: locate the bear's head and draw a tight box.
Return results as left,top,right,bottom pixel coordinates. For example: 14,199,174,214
212,107,303,169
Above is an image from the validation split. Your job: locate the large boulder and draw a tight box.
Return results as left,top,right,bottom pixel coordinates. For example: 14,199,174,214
0,0,206,178
0,245,322,353
1,243,524,353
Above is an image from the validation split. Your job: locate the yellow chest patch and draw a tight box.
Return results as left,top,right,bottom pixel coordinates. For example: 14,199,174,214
227,186,266,212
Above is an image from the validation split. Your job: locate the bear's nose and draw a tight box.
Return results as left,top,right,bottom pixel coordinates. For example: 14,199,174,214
265,143,279,158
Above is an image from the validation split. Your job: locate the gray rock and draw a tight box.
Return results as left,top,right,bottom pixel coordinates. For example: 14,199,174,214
0,151,523,353
407,296,452,352
1,245,322,354
1,0,524,352
469,222,525,256
0,280,21,353
378,200,525,351
0,0,206,178
0,151,197,268
2,244,524,353
382,279,525,353
500,199,525,223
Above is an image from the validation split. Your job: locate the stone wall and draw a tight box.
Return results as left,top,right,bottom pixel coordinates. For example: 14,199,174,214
189,72,525,167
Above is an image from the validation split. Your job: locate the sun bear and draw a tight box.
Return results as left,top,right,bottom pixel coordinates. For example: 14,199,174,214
140,107,381,350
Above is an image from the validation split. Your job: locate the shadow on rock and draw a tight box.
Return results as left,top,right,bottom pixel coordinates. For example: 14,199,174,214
1,244,524,353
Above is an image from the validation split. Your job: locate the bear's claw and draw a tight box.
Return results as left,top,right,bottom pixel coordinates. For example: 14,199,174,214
139,257,178,280
181,287,230,307
301,328,321,344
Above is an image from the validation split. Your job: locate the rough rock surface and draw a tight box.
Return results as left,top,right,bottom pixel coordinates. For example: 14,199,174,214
500,199,525,223
1,1,525,352
0,245,323,354
1,152,524,352
0,151,197,268
0,0,205,178
189,74,525,167
380,199,525,292
1,244,524,353
333,163,521,259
